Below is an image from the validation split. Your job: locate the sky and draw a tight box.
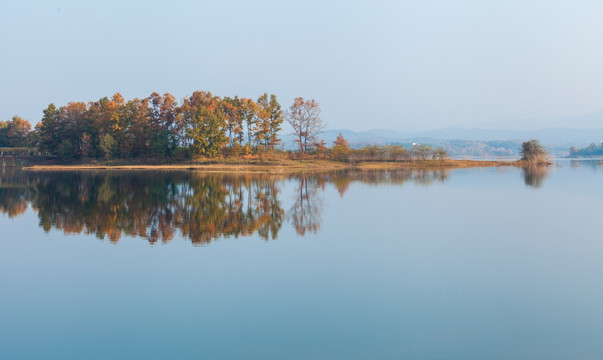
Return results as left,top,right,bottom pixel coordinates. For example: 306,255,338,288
1,0,603,131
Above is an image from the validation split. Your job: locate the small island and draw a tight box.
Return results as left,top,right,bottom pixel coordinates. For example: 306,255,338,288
1,91,549,172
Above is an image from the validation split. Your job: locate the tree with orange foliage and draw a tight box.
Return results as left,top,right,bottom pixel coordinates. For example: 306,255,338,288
333,133,349,148
257,93,284,151
0,116,32,147
221,97,240,149
330,132,350,158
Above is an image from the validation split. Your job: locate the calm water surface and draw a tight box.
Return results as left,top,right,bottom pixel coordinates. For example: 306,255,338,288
1,161,602,359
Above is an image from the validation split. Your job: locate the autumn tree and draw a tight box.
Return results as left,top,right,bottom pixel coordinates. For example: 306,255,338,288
149,92,180,156
65,102,90,159
286,97,324,154
333,133,349,148
222,97,241,150
314,139,328,156
0,116,32,147
256,93,284,150
330,133,350,158
239,98,259,150
30,90,295,160
123,97,152,156
255,95,271,150
180,91,227,157
86,94,126,158
231,96,247,148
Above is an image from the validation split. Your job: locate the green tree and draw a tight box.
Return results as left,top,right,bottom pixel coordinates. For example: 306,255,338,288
256,93,284,150
238,98,259,149
124,97,152,157
59,102,88,159
149,92,180,157
222,97,240,149
38,104,61,155
99,134,116,160
86,94,127,158
0,121,7,147
181,91,227,157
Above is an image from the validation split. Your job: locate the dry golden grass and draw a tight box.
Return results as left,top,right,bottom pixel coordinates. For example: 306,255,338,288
23,158,521,173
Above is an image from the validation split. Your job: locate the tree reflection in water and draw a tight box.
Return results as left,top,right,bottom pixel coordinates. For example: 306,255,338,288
1,168,453,244
0,168,35,217
288,175,325,235
522,166,550,188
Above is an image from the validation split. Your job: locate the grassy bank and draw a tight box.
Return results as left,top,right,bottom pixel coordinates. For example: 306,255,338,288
22,158,523,173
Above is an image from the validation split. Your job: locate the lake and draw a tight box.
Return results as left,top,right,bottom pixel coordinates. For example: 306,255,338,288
1,161,602,359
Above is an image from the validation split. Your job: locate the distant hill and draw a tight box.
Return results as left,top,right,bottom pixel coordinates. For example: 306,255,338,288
463,110,603,130
281,127,603,158
569,142,603,158
365,127,603,146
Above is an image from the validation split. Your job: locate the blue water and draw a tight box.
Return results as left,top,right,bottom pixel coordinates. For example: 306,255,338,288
1,161,602,359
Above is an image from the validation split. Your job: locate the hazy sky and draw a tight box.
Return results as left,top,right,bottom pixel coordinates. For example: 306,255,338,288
2,0,603,131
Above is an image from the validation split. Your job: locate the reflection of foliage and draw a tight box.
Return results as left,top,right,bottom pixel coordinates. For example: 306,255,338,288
288,176,324,236
1,168,454,244
179,175,284,244
325,168,451,195
285,168,450,235
0,168,35,217
0,188,30,217
522,166,549,188
331,176,351,198
1,171,285,245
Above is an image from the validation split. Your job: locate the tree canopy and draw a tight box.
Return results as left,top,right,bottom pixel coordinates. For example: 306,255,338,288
0,116,33,147
14,91,287,160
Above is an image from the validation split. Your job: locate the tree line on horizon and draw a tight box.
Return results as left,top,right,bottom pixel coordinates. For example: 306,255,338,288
568,142,603,157
36,91,289,160
1,91,451,162
1,91,330,160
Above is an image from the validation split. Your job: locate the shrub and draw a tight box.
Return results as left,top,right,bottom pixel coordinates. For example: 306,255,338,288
520,139,548,164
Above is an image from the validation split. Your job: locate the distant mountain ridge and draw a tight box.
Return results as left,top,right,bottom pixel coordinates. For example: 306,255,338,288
281,127,603,158
468,110,603,130
364,127,603,146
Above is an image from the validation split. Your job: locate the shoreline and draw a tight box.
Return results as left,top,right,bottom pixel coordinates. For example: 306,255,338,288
21,159,525,173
